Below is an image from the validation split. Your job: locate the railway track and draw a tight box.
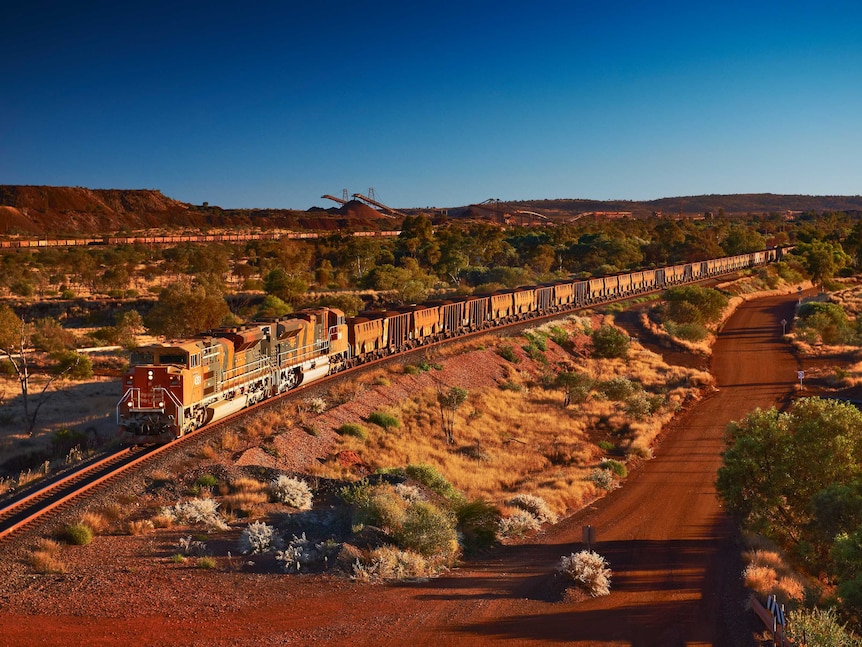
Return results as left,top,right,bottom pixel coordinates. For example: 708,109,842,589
0,448,158,540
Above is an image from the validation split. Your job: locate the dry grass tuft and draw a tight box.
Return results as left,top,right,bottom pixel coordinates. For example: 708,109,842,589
742,542,807,604
220,476,270,516
150,513,174,529
219,431,241,452
127,519,155,535
78,511,110,535
30,537,66,574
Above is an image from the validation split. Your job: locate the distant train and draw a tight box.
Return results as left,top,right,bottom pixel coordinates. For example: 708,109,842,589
0,230,400,249
117,247,788,444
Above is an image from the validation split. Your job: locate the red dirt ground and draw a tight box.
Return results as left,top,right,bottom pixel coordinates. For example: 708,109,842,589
0,292,804,646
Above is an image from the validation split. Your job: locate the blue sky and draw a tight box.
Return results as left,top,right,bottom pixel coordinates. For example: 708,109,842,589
2,1,861,209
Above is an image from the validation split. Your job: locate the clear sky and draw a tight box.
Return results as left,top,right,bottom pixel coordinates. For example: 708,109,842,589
2,1,860,209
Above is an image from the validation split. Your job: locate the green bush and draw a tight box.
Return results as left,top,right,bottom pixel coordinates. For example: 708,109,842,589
662,286,728,325
523,332,547,352
497,344,520,363
337,423,368,440
549,326,569,347
455,499,501,554
405,464,460,501
796,301,854,345
368,411,400,430
62,523,93,546
600,459,628,478
354,487,408,531
196,474,218,488
597,377,637,401
591,325,630,359
393,500,458,558
666,321,709,341
786,607,861,647
597,440,616,453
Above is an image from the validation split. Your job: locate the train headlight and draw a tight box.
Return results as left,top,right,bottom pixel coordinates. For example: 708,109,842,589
157,402,164,408
147,370,154,381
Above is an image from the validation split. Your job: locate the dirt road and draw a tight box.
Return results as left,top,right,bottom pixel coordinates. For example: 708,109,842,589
0,293,801,647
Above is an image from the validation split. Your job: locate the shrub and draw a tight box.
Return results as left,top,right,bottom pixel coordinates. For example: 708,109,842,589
597,440,616,453
351,546,431,581
393,483,425,502
368,410,400,430
62,523,93,546
667,321,709,342
597,377,637,401
662,286,728,325
275,533,340,573
549,326,569,347
354,487,409,531
559,550,612,597
196,474,219,488
624,392,653,420
303,397,327,414
600,459,628,478
498,510,542,538
393,500,459,558
197,557,217,569
786,607,861,647
337,423,368,440
162,498,229,531
507,493,558,524
405,464,459,501
238,521,284,554
270,475,313,510
177,535,208,556
591,325,630,359
498,344,520,363
589,468,619,491
455,499,500,553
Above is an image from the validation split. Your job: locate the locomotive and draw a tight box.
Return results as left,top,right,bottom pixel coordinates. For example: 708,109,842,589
117,247,786,443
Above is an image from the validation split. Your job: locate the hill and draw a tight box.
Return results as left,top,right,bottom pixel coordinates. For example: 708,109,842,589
0,186,389,236
491,193,862,220
3,186,862,236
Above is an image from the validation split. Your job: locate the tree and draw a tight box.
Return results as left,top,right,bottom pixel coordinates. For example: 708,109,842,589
591,325,630,359
793,240,851,290
438,386,468,445
0,305,92,435
556,370,593,407
263,268,308,304
662,286,728,325
145,281,230,338
717,398,862,546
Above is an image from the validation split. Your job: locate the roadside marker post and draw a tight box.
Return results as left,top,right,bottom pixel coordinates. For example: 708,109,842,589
582,525,596,552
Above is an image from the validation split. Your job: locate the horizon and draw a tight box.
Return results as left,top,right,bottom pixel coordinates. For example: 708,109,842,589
3,1,861,209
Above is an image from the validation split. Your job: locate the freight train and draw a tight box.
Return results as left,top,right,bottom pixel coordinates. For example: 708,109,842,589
117,247,787,443
0,230,400,249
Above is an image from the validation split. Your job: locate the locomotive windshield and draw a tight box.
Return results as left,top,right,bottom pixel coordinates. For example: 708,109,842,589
129,351,155,366
158,353,187,366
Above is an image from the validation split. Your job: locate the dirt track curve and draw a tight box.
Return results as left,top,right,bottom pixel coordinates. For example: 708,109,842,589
0,292,802,647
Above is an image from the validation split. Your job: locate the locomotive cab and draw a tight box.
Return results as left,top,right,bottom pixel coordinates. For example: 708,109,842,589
118,341,204,443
